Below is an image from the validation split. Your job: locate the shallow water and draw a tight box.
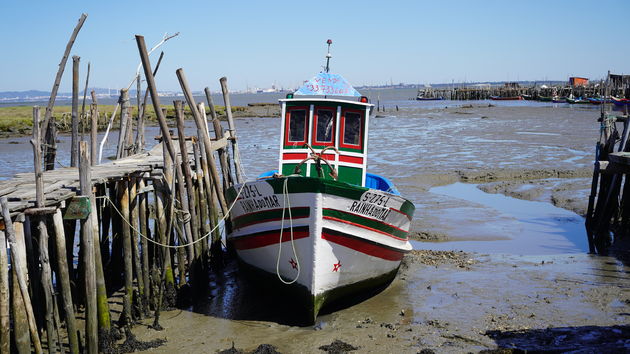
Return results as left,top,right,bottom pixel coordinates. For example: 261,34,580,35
414,182,588,255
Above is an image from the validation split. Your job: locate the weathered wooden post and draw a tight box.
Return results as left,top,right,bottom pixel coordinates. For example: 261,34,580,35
79,141,98,353
52,209,79,354
117,89,131,159
90,95,98,165
118,178,134,326
30,106,58,353
0,228,9,354
136,51,165,154
129,178,146,316
80,62,91,141
204,87,234,189
138,178,151,304
41,13,88,169
176,69,229,215
136,35,195,283
174,101,201,260
0,199,42,353
88,185,111,346
220,77,244,184
71,56,80,167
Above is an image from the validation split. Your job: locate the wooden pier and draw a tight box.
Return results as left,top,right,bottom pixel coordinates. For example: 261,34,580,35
586,110,630,255
0,28,245,353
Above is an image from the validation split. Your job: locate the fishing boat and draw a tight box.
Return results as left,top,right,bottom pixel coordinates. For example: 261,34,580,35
489,95,523,101
566,97,590,104
552,96,566,103
225,40,415,323
611,96,630,106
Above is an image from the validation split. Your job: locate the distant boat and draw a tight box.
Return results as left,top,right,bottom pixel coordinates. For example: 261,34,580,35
536,96,553,102
489,95,523,101
552,97,566,103
586,97,612,105
611,97,630,106
566,97,590,104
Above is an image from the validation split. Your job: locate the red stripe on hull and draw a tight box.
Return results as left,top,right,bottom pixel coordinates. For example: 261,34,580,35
339,155,364,164
232,228,309,250
283,152,308,160
322,230,405,261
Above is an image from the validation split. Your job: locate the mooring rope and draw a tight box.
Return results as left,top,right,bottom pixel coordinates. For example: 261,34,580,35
96,179,247,249
275,177,301,285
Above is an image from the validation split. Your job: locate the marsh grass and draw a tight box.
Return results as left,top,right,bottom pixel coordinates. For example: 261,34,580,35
0,104,245,134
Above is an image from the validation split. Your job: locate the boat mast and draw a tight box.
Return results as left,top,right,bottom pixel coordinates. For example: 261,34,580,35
324,39,332,73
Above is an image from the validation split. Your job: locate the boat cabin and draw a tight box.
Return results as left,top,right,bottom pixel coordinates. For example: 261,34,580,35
278,96,372,187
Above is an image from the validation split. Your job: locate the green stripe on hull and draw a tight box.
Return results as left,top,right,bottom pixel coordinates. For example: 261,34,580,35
323,209,408,239
226,177,415,218
232,207,310,229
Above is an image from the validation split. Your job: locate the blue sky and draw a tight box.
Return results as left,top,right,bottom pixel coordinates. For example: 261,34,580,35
1,0,629,92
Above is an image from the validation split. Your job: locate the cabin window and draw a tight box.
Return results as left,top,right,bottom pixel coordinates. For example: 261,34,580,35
343,112,362,146
288,109,307,142
315,109,335,143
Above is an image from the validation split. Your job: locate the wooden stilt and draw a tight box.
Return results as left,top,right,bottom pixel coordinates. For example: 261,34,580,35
0,200,42,353
79,141,98,354
118,179,134,326
52,209,79,354
129,178,146,316
0,230,9,354
138,178,151,309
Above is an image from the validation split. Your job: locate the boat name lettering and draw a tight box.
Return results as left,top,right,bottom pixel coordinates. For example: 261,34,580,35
241,185,264,199
239,195,280,213
348,201,391,221
360,192,390,207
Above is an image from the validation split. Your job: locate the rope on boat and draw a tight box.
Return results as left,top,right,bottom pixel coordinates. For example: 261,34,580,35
275,177,301,285
95,179,247,249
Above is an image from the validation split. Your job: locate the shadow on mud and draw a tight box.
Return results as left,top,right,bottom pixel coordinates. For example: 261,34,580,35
186,257,391,327
486,324,630,352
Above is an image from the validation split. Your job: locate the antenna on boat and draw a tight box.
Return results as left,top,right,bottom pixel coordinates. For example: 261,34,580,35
324,39,332,73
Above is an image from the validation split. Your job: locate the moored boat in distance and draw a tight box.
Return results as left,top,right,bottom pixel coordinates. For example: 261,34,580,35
225,40,415,324
611,96,630,106
566,96,590,104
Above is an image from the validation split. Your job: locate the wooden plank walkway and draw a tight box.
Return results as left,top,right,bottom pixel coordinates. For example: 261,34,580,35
0,143,174,215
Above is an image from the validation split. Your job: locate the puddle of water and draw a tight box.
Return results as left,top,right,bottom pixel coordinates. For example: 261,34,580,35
414,182,589,255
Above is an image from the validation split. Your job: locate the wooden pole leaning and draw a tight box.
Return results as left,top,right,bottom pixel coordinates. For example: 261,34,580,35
204,87,234,189
176,69,229,215
174,101,202,259
71,56,80,167
219,77,243,184
41,13,88,145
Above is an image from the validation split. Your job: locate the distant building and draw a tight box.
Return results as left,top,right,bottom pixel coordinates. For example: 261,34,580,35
504,82,520,88
569,77,589,87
